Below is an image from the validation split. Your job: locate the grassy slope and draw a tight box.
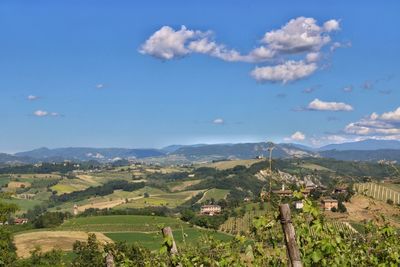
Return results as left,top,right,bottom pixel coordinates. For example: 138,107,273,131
199,188,230,203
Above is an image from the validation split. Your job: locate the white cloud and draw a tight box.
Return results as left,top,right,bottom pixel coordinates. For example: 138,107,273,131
306,52,321,63
262,17,337,54
323,19,341,32
27,95,39,101
344,107,400,136
330,41,352,52
33,110,60,117
96,84,105,89
251,60,317,83
380,107,400,121
342,85,353,93
33,110,48,117
212,118,224,125
307,98,353,111
139,26,205,60
140,17,344,83
290,131,306,141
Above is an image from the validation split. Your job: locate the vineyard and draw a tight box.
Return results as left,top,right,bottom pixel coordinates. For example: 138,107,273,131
354,183,400,204
219,203,358,237
219,208,266,234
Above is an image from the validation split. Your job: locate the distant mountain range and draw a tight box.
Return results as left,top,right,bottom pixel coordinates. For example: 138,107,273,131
318,139,400,151
1,139,400,165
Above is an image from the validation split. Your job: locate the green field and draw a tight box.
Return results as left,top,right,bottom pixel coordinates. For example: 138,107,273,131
298,163,333,172
115,190,202,209
3,198,43,214
57,215,232,251
105,228,232,250
199,188,230,203
59,215,190,232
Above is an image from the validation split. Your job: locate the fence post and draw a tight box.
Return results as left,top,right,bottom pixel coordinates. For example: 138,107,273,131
279,204,303,267
162,226,178,255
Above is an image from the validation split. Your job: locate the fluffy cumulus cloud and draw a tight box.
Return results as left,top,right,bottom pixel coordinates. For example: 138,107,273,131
307,98,353,111
212,118,224,125
251,61,317,83
345,107,400,136
262,17,338,54
140,17,344,83
139,26,203,60
290,131,306,141
33,110,60,117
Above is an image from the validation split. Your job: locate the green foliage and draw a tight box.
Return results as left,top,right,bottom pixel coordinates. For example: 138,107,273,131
0,200,19,223
0,228,17,267
72,234,104,267
15,248,64,267
52,180,145,203
34,211,71,228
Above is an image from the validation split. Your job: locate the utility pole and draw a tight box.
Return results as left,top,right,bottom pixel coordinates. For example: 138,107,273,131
268,143,275,198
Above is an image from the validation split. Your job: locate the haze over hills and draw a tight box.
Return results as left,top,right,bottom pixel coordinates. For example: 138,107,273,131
1,139,400,165
318,139,400,151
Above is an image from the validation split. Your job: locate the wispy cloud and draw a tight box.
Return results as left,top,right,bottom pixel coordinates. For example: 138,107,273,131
33,110,60,117
212,118,224,125
96,84,105,89
27,95,39,101
342,85,353,93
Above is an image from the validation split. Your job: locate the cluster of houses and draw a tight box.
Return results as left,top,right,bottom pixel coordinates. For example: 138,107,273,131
266,183,345,211
0,218,29,226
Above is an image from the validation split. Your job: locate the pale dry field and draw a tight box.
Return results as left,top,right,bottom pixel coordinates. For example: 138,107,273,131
170,180,202,192
326,194,400,227
204,159,263,170
14,231,113,258
76,196,145,212
7,181,31,189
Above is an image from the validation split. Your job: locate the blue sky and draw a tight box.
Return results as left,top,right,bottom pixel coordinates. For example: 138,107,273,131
0,0,399,152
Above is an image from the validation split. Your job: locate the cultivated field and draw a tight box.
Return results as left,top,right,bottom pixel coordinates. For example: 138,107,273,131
14,231,112,258
204,159,263,170
105,228,232,250
199,188,230,203
354,182,400,204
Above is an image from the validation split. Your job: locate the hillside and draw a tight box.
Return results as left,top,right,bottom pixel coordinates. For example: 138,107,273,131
171,142,314,161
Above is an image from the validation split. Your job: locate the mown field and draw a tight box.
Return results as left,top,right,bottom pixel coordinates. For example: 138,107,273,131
59,215,193,232
14,215,232,255
199,188,230,202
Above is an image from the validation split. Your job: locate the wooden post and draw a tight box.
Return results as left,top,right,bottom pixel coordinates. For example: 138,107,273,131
106,252,115,267
279,204,303,267
162,226,178,255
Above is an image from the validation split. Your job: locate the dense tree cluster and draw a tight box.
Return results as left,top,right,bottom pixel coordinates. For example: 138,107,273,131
51,180,145,203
